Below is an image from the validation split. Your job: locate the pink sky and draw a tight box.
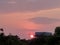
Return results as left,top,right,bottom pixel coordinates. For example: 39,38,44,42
0,0,60,39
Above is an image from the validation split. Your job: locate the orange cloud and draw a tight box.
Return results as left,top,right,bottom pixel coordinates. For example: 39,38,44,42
0,8,60,31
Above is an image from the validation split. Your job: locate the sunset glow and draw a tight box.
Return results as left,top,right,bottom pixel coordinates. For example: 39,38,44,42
30,34,34,38
0,0,60,39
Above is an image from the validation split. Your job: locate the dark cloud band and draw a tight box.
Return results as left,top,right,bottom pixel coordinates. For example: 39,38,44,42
28,17,60,24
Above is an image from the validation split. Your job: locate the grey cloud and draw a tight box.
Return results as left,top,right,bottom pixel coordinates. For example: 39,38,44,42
0,0,60,13
28,17,60,24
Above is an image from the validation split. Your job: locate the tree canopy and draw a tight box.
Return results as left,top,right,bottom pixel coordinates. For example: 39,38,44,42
0,27,60,45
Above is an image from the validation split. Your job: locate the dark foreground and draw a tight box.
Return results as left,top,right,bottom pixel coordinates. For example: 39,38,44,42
0,27,60,45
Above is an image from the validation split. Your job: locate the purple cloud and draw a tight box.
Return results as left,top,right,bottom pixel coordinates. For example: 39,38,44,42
0,0,60,13
28,17,60,24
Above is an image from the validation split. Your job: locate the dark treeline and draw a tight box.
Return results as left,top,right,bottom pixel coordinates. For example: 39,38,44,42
0,27,60,45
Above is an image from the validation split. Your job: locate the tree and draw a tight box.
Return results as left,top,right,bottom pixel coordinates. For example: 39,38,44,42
54,27,60,36
48,27,60,45
0,28,3,31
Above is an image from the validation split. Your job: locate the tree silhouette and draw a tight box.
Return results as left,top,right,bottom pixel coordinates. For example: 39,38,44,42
47,27,60,45
0,27,60,45
0,28,4,31
54,27,60,36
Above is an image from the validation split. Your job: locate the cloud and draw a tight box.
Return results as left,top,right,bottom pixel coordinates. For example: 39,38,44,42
8,1,16,4
28,17,60,24
0,0,60,13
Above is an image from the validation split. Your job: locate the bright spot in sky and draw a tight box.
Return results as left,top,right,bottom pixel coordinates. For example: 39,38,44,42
30,35,34,38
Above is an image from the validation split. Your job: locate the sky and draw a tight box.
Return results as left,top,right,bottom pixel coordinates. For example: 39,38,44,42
0,0,60,39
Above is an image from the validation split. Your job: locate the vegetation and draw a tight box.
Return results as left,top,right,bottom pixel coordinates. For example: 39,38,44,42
0,27,60,45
